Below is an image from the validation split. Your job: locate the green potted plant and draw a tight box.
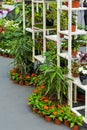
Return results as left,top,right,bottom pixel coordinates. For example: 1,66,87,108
72,13,76,32
46,3,57,26
72,60,81,77
70,115,83,130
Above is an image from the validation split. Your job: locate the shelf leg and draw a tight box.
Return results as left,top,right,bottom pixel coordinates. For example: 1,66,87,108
74,85,77,103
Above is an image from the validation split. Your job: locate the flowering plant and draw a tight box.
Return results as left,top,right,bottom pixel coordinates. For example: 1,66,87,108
78,65,87,75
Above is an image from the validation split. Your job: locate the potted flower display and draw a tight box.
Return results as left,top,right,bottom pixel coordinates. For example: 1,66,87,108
78,65,87,85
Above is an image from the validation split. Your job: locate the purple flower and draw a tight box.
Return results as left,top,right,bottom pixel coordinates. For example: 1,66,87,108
0,10,3,15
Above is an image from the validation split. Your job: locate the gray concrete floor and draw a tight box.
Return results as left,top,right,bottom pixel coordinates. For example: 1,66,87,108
0,56,87,130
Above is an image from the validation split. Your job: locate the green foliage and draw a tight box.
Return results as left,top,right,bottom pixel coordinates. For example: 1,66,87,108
11,31,33,74
39,63,70,102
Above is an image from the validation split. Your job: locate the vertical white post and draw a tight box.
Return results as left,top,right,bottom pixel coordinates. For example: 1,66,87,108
85,91,87,120
32,0,35,62
74,85,77,103
57,0,61,99
23,0,25,34
43,1,46,59
68,0,72,106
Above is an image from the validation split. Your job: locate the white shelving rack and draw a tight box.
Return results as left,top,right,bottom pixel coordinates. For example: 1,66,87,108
57,0,87,123
23,0,56,63
23,0,87,123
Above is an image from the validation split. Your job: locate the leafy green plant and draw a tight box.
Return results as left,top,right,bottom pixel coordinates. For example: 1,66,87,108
70,115,83,128
39,63,71,103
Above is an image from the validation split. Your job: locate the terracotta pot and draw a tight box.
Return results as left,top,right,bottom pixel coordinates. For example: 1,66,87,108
72,25,76,32
29,105,33,110
45,116,52,122
64,120,70,126
72,50,78,58
18,81,24,86
64,1,80,8
33,108,38,113
60,34,64,38
25,81,30,86
72,1,80,8
72,125,79,130
13,80,19,84
54,119,62,125
39,113,45,118
72,72,79,77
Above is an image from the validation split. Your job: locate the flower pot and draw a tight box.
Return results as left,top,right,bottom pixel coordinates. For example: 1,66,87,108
60,34,64,38
18,81,25,86
79,74,87,85
72,25,76,32
72,1,80,8
72,72,79,77
64,120,70,126
72,50,78,58
39,113,45,118
64,1,80,8
54,119,62,125
33,108,38,113
25,81,30,86
13,80,19,84
45,116,52,122
29,104,33,110
46,19,54,26
72,125,79,130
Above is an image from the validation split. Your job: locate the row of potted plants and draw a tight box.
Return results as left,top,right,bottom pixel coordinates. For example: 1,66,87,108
27,86,83,130
9,67,38,86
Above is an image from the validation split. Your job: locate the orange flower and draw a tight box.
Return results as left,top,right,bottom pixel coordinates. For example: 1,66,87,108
31,73,35,76
40,96,46,101
57,104,61,108
19,75,23,79
26,75,30,79
53,111,57,116
44,105,49,110
41,85,45,89
33,89,38,93
60,110,64,113
37,86,41,90
44,99,48,103
50,105,54,109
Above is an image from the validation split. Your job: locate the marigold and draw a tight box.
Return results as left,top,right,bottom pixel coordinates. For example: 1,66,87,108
41,85,45,89
57,104,61,108
53,111,57,116
50,105,54,109
44,105,49,110
44,99,48,103
60,110,64,113
19,75,23,79
26,75,30,79
33,89,38,93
